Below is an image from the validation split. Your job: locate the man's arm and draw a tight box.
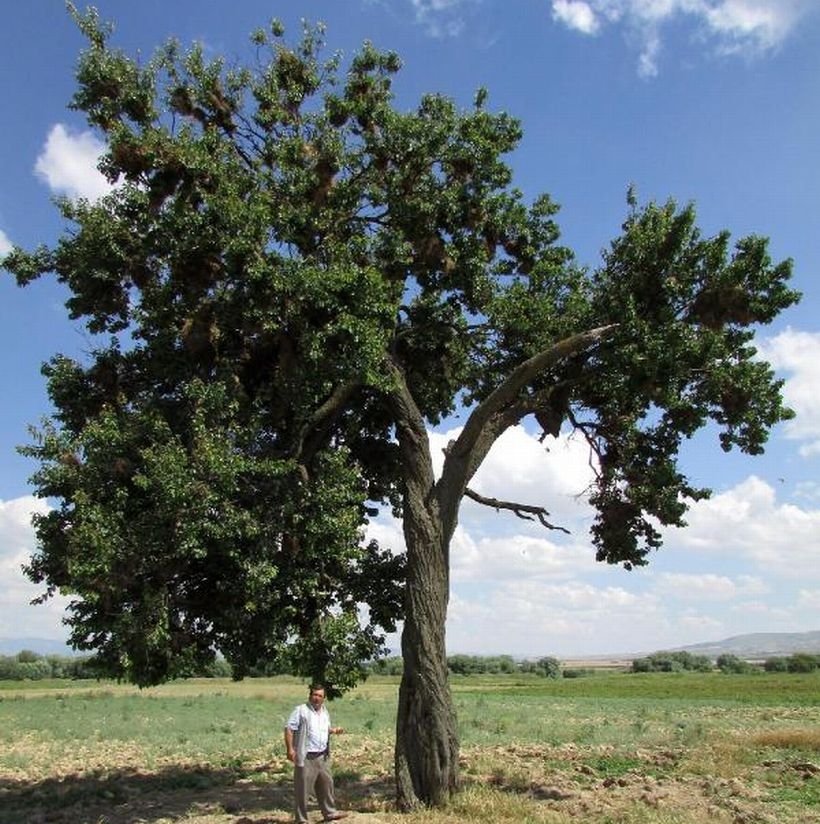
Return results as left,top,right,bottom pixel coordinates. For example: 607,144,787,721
284,723,297,762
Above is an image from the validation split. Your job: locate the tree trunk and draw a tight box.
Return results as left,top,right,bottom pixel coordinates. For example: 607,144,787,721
394,498,459,810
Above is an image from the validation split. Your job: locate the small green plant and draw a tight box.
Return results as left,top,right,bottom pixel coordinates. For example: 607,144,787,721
582,753,644,778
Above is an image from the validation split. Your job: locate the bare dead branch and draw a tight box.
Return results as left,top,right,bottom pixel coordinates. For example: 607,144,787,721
464,488,571,534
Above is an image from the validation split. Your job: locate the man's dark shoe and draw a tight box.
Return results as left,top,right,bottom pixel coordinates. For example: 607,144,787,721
323,814,349,822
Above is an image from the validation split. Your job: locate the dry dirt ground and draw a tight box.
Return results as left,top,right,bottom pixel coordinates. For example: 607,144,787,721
2,742,818,824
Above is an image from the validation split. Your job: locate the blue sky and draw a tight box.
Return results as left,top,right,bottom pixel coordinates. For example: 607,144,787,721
1,0,819,657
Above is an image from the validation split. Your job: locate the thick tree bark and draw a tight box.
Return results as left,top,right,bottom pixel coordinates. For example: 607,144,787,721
394,499,459,810
389,329,618,809
388,361,460,809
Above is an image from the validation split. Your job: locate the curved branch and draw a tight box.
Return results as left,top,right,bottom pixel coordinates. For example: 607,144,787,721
464,488,570,534
296,378,362,464
441,325,617,494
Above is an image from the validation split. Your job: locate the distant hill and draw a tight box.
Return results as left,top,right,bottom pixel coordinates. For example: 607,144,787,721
0,638,75,657
4,630,819,662
675,630,820,659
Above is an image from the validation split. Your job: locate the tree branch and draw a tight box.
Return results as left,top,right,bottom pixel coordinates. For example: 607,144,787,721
441,324,618,498
463,488,570,533
385,358,436,491
296,379,363,465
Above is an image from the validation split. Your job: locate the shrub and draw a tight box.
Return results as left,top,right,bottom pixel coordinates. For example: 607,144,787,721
535,656,562,679
368,656,404,675
562,668,593,679
716,654,754,674
631,651,713,673
786,653,819,673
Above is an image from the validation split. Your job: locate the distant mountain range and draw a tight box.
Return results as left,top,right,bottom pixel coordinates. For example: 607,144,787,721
2,630,819,661
675,630,820,659
0,637,75,657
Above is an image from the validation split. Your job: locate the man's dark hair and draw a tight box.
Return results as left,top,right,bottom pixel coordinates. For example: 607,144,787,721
309,683,326,694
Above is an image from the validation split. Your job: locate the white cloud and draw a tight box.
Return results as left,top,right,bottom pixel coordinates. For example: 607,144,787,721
0,228,12,258
431,424,597,531
552,0,602,34
0,496,69,641
447,579,654,656
451,528,598,582
409,0,480,37
34,124,111,201
364,516,406,560
797,589,820,611
704,0,808,52
654,571,768,602
756,328,820,456
365,421,819,656
550,0,816,76
795,481,820,501
668,475,820,579
675,611,726,637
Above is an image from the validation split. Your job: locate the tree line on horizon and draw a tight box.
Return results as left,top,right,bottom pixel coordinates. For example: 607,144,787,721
2,649,819,682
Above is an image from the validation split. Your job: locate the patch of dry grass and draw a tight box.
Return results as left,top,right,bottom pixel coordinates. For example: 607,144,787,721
751,727,820,752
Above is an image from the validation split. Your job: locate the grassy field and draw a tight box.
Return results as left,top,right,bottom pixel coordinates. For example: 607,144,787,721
1,672,819,824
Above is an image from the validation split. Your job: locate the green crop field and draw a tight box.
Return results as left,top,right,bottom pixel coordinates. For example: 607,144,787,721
1,672,819,823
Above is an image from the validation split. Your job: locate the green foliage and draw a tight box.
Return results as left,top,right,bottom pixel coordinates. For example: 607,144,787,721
786,653,820,673
716,653,755,674
447,655,562,677
561,667,595,679
367,655,404,676
0,652,103,681
631,651,713,673
519,656,563,678
2,5,798,718
448,654,515,675
764,654,819,673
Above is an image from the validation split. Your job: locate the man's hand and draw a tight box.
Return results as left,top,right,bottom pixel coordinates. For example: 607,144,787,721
330,726,345,735
284,727,296,762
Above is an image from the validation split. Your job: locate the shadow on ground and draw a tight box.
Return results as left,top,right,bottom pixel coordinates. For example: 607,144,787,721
0,762,396,824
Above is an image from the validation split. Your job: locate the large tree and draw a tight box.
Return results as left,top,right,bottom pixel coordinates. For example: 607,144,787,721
5,7,799,809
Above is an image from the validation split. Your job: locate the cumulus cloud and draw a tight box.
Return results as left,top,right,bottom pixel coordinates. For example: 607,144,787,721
756,328,820,457
34,124,111,201
669,475,820,579
0,496,69,641
447,579,653,655
550,0,815,76
450,528,599,582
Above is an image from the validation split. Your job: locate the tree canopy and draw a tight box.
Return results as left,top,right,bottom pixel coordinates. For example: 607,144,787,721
3,6,799,807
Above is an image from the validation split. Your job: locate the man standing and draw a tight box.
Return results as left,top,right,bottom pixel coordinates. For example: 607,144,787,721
284,683,349,823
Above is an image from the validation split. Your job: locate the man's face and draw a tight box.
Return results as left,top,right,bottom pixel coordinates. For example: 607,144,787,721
309,688,325,709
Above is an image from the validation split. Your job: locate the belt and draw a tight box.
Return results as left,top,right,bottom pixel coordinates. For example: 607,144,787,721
306,751,326,759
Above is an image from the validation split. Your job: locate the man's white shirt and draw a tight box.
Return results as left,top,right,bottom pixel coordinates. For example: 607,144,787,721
288,703,330,753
